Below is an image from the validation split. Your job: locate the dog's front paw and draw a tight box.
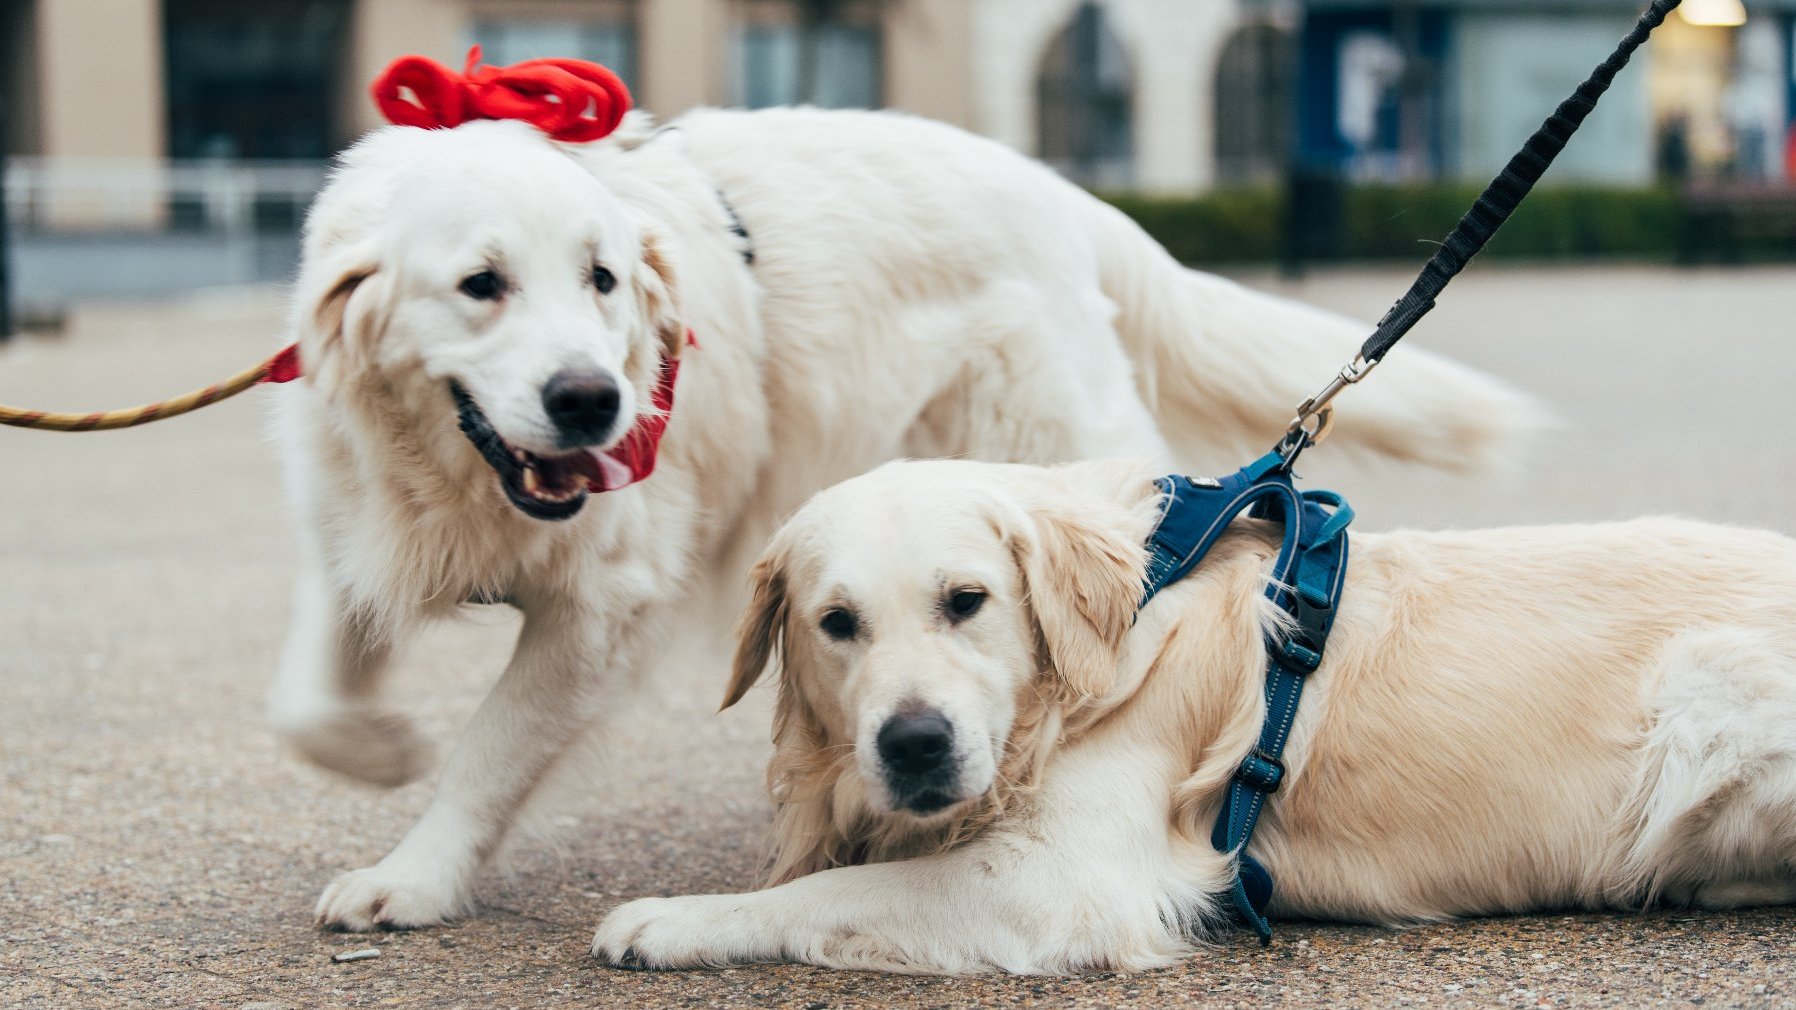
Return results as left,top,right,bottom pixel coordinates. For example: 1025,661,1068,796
592,895,762,970
277,706,432,788
315,862,472,931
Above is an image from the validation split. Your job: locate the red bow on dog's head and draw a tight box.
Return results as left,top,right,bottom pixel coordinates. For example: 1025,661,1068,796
273,51,679,501
371,46,631,144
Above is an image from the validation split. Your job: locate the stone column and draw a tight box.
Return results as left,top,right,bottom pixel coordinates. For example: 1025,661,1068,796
342,0,473,141
970,0,1082,156
638,0,730,118
34,0,166,227
1107,0,1239,194
884,0,976,129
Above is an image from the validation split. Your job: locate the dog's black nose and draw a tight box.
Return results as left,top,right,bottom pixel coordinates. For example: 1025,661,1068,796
877,710,954,777
542,369,621,443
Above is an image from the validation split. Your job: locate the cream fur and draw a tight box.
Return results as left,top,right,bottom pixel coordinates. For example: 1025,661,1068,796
594,459,1796,974
266,107,1539,931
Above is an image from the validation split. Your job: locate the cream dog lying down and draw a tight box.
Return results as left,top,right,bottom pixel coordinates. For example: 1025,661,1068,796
592,458,1796,975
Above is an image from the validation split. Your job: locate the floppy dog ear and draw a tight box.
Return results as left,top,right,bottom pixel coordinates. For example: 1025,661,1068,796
635,227,685,361
723,546,789,710
294,242,388,393
721,539,845,884
1014,502,1145,698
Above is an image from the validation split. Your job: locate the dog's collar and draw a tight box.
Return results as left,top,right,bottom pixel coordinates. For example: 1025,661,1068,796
715,187,754,267
1140,452,1352,945
592,340,687,492
636,124,755,269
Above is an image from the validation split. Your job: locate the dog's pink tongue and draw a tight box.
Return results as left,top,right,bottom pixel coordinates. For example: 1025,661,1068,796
573,449,634,493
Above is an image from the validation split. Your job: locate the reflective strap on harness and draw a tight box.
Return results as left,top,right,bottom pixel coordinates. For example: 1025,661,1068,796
1140,451,1352,945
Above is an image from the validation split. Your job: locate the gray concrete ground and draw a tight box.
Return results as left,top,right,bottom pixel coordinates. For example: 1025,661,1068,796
3,266,1794,1009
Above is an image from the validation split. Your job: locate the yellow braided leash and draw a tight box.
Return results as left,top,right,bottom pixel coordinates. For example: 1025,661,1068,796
0,344,301,432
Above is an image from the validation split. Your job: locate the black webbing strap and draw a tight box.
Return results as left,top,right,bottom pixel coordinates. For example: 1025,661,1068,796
1358,0,1682,367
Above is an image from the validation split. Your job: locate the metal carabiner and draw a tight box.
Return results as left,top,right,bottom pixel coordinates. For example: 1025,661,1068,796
1283,354,1376,451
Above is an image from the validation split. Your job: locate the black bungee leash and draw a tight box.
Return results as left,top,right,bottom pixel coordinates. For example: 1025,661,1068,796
1278,0,1684,464
1172,0,1685,945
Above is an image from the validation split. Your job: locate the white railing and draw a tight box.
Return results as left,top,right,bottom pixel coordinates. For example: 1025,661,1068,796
3,158,328,233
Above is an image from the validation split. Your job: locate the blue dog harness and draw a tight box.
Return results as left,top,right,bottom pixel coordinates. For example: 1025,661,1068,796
1119,0,1680,948
1139,450,1353,945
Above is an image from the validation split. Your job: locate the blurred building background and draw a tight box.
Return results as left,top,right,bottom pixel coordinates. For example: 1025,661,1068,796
2,0,1794,314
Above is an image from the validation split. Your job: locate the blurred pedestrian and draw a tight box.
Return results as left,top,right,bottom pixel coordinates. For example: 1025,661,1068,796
1658,113,1692,183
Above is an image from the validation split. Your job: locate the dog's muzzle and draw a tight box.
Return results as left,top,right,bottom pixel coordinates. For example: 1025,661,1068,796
450,382,631,521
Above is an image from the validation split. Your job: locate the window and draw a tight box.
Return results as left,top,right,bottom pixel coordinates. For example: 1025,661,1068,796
731,0,882,109
1036,2,1133,189
1214,21,1297,186
470,2,638,92
164,0,351,160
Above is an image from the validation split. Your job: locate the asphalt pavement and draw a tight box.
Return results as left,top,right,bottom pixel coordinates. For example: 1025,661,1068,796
3,266,1794,1008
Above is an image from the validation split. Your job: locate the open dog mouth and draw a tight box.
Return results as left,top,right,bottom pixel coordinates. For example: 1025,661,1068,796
450,382,630,521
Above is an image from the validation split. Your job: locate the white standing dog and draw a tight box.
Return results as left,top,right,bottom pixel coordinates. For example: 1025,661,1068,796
593,458,1796,974
268,106,1536,931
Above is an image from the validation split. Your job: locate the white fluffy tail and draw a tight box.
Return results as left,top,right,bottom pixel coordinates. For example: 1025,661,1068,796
1086,202,1543,475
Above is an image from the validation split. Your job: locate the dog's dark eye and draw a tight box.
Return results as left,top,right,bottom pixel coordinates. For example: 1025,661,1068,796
459,269,504,301
591,264,617,294
820,608,858,641
946,589,986,621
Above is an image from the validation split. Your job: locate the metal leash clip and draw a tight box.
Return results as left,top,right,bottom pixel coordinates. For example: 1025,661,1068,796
1278,354,1377,465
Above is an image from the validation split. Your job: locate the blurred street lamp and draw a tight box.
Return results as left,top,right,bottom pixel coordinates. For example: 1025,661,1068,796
1679,0,1747,27
1393,0,1429,182
0,100,11,343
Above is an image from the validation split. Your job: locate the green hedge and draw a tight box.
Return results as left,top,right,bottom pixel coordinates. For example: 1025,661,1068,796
1103,189,1284,264
1102,184,1787,266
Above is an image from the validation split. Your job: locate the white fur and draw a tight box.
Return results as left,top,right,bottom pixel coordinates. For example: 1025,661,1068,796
593,459,1796,974
267,107,1538,931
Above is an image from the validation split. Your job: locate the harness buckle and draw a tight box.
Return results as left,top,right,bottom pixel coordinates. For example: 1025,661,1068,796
1235,749,1286,794
1277,592,1334,671
1277,637,1322,673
